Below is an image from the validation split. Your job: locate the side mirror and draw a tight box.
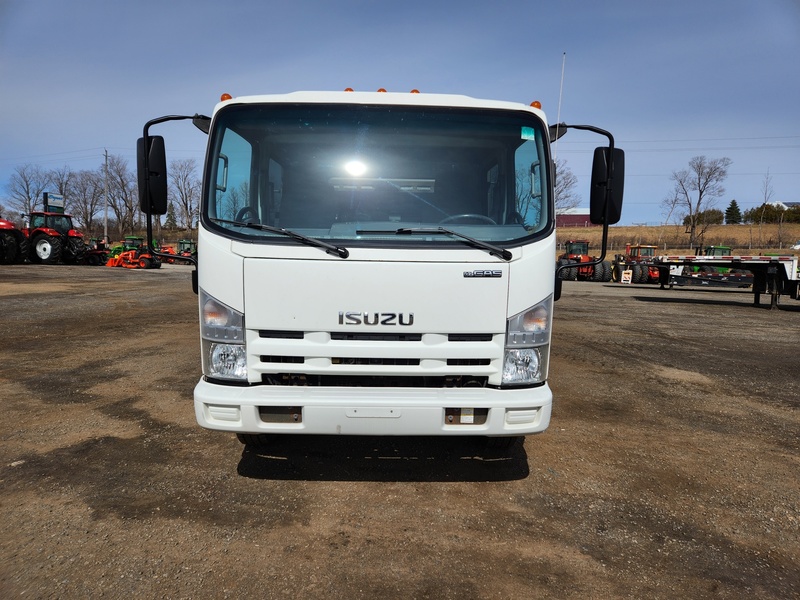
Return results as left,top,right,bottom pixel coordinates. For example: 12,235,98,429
589,147,624,225
137,135,168,215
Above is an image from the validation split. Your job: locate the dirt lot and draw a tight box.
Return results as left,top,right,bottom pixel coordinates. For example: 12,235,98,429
1,264,798,599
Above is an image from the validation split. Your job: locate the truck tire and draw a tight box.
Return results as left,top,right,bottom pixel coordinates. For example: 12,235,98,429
31,234,62,264
237,433,272,448
485,436,523,450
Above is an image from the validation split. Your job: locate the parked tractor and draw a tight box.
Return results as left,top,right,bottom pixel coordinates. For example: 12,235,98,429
106,236,161,269
177,239,197,260
557,239,612,281
22,211,86,264
0,218,27,264
612,244,661,283
108,235,147,259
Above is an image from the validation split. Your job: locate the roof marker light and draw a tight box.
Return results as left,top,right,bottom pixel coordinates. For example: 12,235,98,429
221,93,233,101
377,88,387,93
530,101,542,109
344,88,354,92
410,89,420,93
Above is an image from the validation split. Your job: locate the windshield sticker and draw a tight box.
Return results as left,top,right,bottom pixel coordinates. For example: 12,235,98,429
521,126,536,140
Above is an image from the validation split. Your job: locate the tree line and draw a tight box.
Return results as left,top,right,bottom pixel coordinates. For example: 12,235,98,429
682,200,800,227
0,157,201,239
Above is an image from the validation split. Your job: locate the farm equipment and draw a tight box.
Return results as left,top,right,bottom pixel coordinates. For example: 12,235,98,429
665,246,753,288
177,239,197,260
557,239,611,281
106,237,161,269
82,238,111,266
0,218,27,264
156,243,178,263
612,244,660,283
108,235,148,259
21,211,86,264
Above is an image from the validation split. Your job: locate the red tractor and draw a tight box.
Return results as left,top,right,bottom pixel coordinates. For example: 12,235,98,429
21,211,87,264
557,239,612,281
0,218,28,264
612,243,661,283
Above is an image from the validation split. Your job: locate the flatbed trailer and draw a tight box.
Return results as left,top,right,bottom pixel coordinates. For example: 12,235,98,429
654,255,800,308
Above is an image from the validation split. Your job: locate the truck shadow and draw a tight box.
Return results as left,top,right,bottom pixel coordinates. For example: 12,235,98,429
236,435,529,482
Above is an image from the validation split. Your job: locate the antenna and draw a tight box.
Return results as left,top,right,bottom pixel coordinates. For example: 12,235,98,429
554,52,566,159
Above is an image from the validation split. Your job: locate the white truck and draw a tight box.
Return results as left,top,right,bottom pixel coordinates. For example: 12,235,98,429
137,90,624,447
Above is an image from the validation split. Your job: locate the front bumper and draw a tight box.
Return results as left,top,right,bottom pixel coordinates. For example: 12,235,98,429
194,379,552,436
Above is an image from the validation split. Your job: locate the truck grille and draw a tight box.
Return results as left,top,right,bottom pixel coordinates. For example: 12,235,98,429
250,329,503,388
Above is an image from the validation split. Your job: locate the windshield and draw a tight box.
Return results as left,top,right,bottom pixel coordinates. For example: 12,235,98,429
203,103,552,247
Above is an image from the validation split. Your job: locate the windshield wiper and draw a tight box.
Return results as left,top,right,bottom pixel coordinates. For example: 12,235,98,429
357,227,512,261
211,218,349,259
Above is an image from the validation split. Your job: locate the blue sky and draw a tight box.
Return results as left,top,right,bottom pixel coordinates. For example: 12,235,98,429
1,0,798,225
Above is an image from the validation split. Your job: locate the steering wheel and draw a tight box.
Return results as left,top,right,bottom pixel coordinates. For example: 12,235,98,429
439,214,497,225
235,207,257,222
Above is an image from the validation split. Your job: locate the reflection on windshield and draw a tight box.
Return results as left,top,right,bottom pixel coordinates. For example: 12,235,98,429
205,103,551,245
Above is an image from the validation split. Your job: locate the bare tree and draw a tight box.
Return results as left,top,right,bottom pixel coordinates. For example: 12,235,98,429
662,155,731,247
757,169,775,247
70,169,105,233
5,164,50,215
553,157,581,213
168,158,201,230
105,154,138,236
49,166,75,208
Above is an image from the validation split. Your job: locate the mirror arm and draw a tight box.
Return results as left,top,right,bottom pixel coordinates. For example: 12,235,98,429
554,124,617,276
141,115,207,267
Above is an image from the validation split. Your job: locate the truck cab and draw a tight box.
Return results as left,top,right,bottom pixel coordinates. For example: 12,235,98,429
137,90,624,446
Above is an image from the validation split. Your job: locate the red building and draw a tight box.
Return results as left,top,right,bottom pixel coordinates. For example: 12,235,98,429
556,211,597,228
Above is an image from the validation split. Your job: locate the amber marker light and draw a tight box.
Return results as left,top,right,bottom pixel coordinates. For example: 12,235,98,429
344,88,354,92
220,93,233,101
410,89,420,93
377,88,387,92
530,101,542,109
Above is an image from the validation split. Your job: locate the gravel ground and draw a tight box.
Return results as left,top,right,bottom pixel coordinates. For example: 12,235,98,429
1,264,798,599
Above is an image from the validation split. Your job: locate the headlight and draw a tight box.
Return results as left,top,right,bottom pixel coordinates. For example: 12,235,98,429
200,290,247,381
208,343,247,380
503,296,552,386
